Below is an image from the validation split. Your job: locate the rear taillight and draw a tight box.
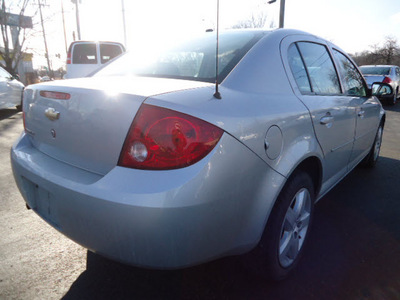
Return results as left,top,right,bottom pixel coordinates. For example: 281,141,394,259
383,76,392,84
40,91,71,100
23,111,26,131
118,104,223,170
23,110,26,132
22,91,26,132
67,51,71,64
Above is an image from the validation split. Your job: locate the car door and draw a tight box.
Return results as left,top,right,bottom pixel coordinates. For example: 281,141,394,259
332,49,381,169
0,67,18,108
395,67,400,95
282,37,357,194
8,78,23,105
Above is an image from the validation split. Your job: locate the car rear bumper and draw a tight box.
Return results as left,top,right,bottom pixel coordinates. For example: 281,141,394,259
11,132,285,269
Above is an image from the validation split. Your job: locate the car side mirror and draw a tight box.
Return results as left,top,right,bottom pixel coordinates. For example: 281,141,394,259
371,82,393,97
10,74,20,81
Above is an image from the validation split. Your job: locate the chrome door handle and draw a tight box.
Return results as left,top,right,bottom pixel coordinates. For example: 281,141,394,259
45,108,60,121
358,110,365,118
320,116,334,125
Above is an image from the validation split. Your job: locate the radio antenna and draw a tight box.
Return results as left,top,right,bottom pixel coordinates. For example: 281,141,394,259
213,0,222,99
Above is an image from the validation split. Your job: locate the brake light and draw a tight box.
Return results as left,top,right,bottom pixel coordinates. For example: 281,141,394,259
22,92,26,131
40,91,71,100
118,104,223,170
23,109,27,132
383,76,392,84
67,51,71,64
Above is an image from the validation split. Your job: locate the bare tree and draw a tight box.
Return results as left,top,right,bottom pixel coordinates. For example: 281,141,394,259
0,0,33,74
232,11,272,29
353,37,400,66
380,37,399,65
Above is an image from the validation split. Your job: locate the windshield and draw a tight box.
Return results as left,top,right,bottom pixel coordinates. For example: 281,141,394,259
94,30,267,83
359,66,391,76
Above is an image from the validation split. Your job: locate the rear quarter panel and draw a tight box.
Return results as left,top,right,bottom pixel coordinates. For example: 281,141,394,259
146,30,323,181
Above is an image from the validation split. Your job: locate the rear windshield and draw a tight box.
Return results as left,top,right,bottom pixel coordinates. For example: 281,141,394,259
94,31,267,83
100,43,124,64
72,43,97,64
359,66,391,75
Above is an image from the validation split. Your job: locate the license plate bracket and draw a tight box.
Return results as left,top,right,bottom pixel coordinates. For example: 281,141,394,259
21,177,60,228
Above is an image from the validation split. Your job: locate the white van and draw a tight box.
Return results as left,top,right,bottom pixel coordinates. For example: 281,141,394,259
65,41,125,79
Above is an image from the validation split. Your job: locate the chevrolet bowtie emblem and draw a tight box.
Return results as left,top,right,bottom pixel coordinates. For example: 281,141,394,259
45,108,60,121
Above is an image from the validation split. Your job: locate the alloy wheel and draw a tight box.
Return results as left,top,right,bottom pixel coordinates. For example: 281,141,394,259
279,187,311,268
373,126,383,162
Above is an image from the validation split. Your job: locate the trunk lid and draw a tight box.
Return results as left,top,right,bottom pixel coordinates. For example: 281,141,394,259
23,76,210,175
363,75,386,88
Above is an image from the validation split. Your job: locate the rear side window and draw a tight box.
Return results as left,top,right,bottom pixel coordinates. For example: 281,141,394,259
100,44,123,64
72,43,97,64
288,44,312,93
333,49,366,97
297,42,341,95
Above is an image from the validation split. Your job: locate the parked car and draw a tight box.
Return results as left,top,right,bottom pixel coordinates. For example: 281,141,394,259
359,65,400,105
64,41,125,79
0,66,24,110
39,75,52,82
11,29,392,280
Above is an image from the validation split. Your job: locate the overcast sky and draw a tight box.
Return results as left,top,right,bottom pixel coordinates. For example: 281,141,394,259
24,0,400,68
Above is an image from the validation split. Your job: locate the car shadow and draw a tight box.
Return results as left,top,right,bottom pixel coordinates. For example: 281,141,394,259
62,157,400,300
382,102,400,112
0,108,20,121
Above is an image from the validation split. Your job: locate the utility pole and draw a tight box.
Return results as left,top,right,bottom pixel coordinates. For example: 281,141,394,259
61,0,68,54
279,0,285,28
72,0,81,40
268,0,285,28
38,0,53,78
121,0,127,47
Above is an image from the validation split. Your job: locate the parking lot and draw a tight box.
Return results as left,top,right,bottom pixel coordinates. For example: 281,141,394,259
1,104,400,300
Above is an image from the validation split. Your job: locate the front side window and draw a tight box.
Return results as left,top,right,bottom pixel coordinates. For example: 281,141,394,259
333,49,366,97
297,42,341,95
72,43,97,64
0,67,11,79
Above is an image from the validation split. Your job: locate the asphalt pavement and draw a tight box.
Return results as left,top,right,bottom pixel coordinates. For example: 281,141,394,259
1,104,400,300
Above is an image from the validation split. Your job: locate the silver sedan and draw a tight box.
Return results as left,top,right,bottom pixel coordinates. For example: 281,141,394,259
359,65,400,105
11,29,389,280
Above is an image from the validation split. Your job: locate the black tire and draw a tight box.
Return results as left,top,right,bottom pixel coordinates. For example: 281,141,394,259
388,90,397,106
246,171,315,280
361,124,383,168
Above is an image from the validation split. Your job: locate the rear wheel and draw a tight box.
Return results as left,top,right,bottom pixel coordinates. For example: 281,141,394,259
247,171,315,280
388,89,397,106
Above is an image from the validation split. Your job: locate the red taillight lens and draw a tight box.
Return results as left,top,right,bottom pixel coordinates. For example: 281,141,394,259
23,111,26,132
118,104,223,170
67,51,71,64
40,91,71,100
383,76,392,84
21,90,26,132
